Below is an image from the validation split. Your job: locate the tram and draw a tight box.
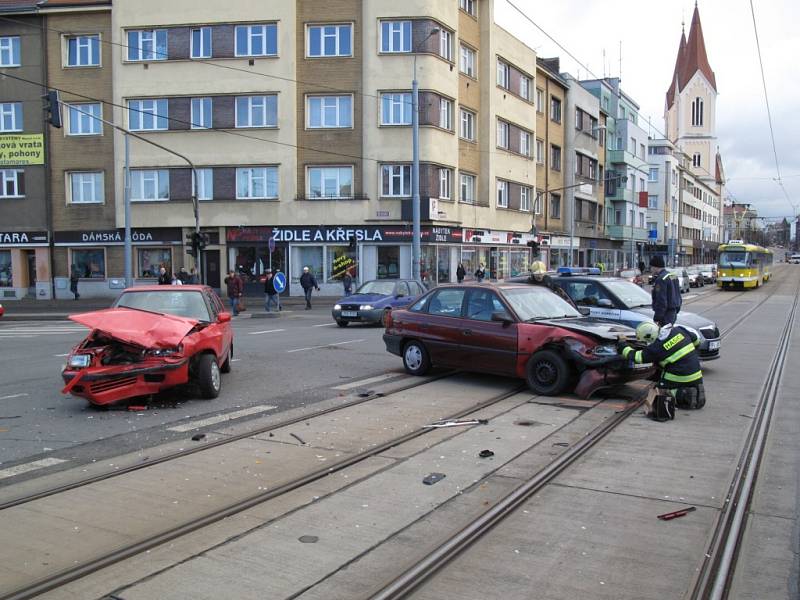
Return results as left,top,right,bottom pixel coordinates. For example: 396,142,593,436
717,241,773,289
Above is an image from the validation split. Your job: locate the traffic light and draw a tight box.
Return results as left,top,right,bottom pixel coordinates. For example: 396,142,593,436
45,90,62,128
185,232,197,257
198,233,210,250
527,240,540,256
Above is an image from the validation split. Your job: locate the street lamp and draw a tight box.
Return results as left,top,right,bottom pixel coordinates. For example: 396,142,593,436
412,26,440,282
568,125,606,267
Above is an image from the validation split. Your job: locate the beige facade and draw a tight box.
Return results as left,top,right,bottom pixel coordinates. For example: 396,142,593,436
535,61,566,236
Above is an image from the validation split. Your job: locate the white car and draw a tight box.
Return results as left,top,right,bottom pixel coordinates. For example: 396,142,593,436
790,254,800,264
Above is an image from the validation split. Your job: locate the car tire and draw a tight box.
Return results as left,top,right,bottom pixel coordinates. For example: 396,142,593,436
402,340,431,376
526,350,571,396
336,319,349,327
197,353,221,399
380,309,391,327
220,343,232,373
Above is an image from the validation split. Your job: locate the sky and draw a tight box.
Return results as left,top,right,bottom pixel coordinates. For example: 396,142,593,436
494,0,800,223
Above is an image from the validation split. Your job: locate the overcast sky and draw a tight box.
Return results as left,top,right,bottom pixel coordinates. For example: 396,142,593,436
494,0,800,223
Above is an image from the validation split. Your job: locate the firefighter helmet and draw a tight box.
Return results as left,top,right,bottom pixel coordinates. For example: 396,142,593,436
636,321,659,343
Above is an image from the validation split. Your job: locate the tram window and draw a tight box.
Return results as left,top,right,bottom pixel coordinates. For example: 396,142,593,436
719,251,748,267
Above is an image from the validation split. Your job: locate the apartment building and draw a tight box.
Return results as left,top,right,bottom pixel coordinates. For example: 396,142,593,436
646,138,681,263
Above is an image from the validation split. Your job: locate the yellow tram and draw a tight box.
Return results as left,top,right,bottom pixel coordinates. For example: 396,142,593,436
717,241,773,289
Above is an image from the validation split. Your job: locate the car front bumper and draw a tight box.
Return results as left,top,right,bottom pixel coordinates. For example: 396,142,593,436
333,307,384,324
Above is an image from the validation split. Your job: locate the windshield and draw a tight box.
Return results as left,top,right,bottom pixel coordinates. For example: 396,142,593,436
355,280,396,296
503,288,581,321
114,290,211,321
602,280,652,308
719,251,750,268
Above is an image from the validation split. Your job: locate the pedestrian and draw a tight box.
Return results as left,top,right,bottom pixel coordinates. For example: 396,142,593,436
69,264,80,300
188,267,199,284
264,269,279,312
170,273,183,285
177,266,190,284
638,259,646,274
474,263,486,282
224,269,243,316
158,266,171,285
649,255,681,326
528,261,576,307
456,262,466,283
619,321,705,420
342,270,353,296
597,261,606,273
299,266,319,310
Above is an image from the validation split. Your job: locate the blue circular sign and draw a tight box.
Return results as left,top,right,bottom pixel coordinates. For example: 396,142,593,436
273,271,286,293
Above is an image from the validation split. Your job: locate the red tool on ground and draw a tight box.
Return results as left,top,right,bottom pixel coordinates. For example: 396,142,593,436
657,506,697,520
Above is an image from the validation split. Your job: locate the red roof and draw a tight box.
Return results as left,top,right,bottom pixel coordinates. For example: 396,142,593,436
666,5,717,108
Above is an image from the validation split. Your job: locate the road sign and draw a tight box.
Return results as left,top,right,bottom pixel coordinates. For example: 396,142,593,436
268,236,276,253
273,271,286,293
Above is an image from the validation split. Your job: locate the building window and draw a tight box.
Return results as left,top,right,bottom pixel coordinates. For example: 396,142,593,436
640,143,645,159
235,95,278,128
131,169,169,201
191,27,212,59
237,166,278,199
460,173,476,203
381,92,411,125
535,88,544,113
520,186,531,211
550,96,562,122
692,153,701,167
648,194,658,209
639,213,645,228
629,136,636,154
128,99,168,131
308,166,353,198
536,139,544,164
459,0,476,16
307,95,352,128
520,75,531,100
649,167,659,182
71,248,105,279
459,44,475,77
127,29,167,61
191,97,212,129
460,108,475,141
439,168,452,199
381,20,411,53
496,120,509,149
0,102,22,132
193,168,213,200
138,248,172,278
235,24,278,57
550,192,561,219
497,180,508,208
439,97,452,130
550,144,562,171
67,103,102,135
439,29,452,61
497,59,509,88
0,36,20,67
0,170,24,198
520,131,531,157
69,171,104,204
381,164,411,197
575,108,583,130
691,97,704,126
307,24,352,57
66,35,100,67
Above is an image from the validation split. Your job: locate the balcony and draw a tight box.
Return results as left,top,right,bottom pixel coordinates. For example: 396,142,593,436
574,220,602,238
607,149,648,172
606,224,650,242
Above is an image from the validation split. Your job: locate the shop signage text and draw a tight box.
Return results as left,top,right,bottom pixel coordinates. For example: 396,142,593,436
227,225,463,244
0,230,48,246
0,134,45,166
54,228,183,245
272,227,384,243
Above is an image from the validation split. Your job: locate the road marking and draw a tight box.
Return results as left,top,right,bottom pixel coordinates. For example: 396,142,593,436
247,329,286,335
0,457,68,481
54,353,70,357
684,294,698,299
312,323,337,327
231,358,241,362
167,405,278,433
0,393,29,400
332,373,400,390
286,339,365,353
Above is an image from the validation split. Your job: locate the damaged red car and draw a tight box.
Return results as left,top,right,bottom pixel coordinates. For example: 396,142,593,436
383,283,651,397
62,285,234,406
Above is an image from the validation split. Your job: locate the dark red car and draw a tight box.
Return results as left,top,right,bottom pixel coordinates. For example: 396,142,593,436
62,285,234,406
383,283,649,397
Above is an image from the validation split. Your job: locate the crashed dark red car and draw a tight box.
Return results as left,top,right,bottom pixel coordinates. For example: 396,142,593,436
62,285,234,406
383,283,652,397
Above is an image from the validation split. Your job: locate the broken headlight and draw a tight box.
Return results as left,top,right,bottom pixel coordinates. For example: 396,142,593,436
147,344,183,357
68,354,92,368
591,344,618,357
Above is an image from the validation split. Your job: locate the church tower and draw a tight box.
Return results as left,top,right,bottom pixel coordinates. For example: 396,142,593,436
664,3,718,187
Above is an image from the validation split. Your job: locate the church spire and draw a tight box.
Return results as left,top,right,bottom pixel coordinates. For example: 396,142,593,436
665,29,687,109
680,3,717,91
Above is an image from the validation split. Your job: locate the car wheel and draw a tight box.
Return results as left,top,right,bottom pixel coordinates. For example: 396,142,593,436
526,350,571,396
220,343,232,373
380,309,391,327
336,319,349,327
402,340,431,376
197,353,221,399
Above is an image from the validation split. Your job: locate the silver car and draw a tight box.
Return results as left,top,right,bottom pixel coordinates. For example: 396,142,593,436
666,268,691,293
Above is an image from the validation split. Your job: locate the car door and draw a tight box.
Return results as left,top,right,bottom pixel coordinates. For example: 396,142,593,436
420,288,469,367
202,291,230,360
390,281,412,309
461,288,518,376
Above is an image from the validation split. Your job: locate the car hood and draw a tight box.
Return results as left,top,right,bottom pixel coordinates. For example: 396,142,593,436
630,307,715,330
338,293,389,304
534,317,634,341
69,308,198,348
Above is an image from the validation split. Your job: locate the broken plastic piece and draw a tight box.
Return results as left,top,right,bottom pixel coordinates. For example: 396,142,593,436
423,419,488,429
478,450,494,458
127,405,146,411
290,433,306,445
657,506,696,520
422,472,446,485
191,433,206,441
298,535,319,543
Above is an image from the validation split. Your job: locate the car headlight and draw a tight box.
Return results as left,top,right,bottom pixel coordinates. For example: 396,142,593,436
147,345,183,357
359,304,374,311
565,338,587,353
334,304,342,310
68,354,92,368
592,344,618,357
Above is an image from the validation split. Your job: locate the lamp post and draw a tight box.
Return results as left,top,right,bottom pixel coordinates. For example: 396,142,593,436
412,27,440,282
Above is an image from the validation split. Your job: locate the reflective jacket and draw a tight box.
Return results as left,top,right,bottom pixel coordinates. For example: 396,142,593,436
651,268,682,323
622,325,702,388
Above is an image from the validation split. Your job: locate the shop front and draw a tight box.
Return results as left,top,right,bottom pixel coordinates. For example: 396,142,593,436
0,230,51,300
579,237,625,273
462,229,534,281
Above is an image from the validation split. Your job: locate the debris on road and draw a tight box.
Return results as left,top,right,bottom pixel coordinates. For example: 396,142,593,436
423,472,446,485
191,433,206,441
657,506,697,520
478,449,495,458
291,433,306,445
423,418,488,429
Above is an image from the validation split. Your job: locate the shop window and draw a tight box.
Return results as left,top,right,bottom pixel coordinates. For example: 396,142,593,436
71,248,105,279
292,246,323,284
420,245,436,288
138,247,172,278
509,249,529,277
327,245,357,283
437,246,451,283
0,250,12,287
377,246,399,279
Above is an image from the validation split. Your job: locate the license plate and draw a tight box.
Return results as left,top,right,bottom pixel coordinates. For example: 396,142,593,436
708,341,720,350
341,311,358,317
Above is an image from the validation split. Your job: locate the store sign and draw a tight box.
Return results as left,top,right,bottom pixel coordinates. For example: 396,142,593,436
0,230,48,246
549,236,579,248
0,134,45,166
227,225,463,244
464,229,531,245
54,228,183,245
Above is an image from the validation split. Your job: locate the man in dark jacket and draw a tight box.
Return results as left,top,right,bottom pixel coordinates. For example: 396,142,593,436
300,266,319,310
456,263,466,283
69,264,81,300
224,270,243,316
158,266,171,285
342,270,353,296
264,269,279,312
649,255,681,326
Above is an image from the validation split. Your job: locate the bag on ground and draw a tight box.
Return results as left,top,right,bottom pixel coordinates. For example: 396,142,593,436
650,393,676,422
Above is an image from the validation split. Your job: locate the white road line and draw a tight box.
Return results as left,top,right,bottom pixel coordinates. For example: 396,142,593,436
286,339,365,353
0,458,68,481
0,393,29,400
332,373,401,390
312,323,337,327
247,329,286,335
54,353,70,357
231,358,241,362
167,404,278,433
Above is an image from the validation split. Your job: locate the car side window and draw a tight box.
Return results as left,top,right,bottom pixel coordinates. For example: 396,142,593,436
565,282,611,307
465,289,509,322
396,281,410,297
427,289,466,317
204,292,219,320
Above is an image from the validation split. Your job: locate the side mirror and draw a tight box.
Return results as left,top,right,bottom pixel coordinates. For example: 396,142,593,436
218,311,232,323
597,298,613,308
491,311,512,326
578,307,591,316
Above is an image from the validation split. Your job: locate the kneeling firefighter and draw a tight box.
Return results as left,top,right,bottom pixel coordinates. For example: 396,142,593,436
619,321,705,421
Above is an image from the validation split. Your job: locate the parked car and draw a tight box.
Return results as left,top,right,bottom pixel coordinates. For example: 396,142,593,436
790,254,800,264
699,264,718,283
383,283,650,397
547,275,721,360
61,285,234,406
686,266,705,288
332,279,426,327
666,267,691,293
618,268,644,287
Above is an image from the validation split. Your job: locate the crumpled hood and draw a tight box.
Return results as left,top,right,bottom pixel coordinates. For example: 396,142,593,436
535,317,635,341
631,307,716,332
69,308,198,348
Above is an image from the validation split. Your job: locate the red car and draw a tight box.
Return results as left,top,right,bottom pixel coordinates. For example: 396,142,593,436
383,283,649,397
62,285,234,406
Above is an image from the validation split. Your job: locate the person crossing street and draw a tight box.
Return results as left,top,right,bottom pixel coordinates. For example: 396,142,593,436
264,269,279,312
300,266,320,310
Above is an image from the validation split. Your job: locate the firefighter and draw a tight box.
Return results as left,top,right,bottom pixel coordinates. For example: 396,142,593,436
528,261,576,307
649,255,682,326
